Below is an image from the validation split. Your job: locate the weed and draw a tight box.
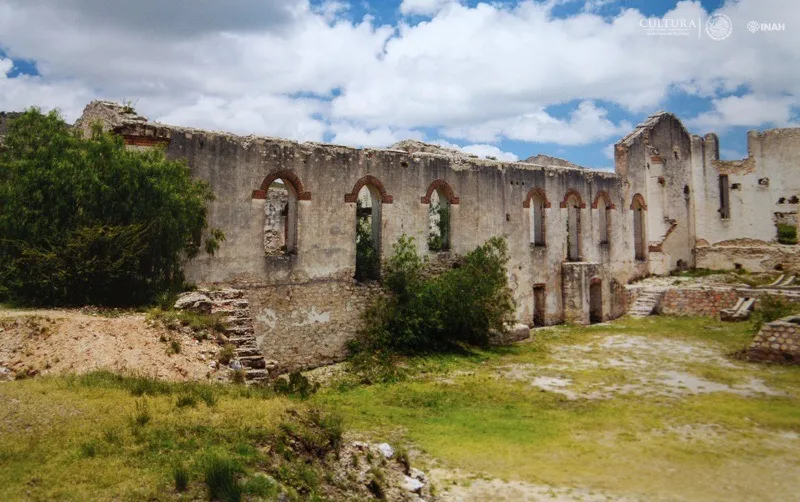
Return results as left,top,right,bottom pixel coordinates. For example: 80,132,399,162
204,456,242,502
242,474,278,498
102,427,122,446
173,465,189,492
131,399,151,427
273,372,319,399
752,296,800,332
231,369,246,385
395,446,410,474
169,339,181,355
218,344,236,365
176,393,198,408
79,439,99,458
193,385,219,407
366,467,387,499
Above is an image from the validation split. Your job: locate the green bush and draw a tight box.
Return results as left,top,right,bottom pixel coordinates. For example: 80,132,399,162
273,371,320,399
777,223,797,245
0,109,223,307
351,235,515,357
752,295,800,332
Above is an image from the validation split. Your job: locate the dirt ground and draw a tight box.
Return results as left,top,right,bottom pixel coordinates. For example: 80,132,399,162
0,307,223,381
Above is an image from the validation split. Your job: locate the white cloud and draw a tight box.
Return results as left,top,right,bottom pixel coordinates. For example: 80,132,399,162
686,94,798,130
0,0,798,159
329,123,424,147
400,0,459,17
460,144,519,161
442,101,630,146
603,143,615,160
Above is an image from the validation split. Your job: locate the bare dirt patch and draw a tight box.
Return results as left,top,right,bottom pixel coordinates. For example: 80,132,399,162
0,308,223,381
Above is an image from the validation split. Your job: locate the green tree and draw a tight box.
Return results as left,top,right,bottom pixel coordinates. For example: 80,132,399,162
0,108,222,306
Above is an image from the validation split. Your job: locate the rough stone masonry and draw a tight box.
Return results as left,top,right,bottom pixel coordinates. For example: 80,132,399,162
2,101,797,372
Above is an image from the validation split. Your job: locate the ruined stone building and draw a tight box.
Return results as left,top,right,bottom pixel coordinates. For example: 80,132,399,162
6,101,800,370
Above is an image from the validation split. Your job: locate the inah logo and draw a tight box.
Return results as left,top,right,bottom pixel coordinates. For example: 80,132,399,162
706,13,733,41
748,21,787,33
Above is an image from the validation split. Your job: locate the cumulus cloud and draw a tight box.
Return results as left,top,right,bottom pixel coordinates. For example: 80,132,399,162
460,144,519,161
442,102,630,146
0,0,798,158
400,0,459,17
686,94,798,130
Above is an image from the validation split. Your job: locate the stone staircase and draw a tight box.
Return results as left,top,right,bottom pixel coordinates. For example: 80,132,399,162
627,288,666,318
176,288,275,384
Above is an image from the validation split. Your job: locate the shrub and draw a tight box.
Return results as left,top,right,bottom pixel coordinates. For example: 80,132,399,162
231,369,247,384
752,295,800,332
273,372,319,399
0,109,224,307
204,456,242,502
131,399,151,427
352,235,515,356
777,223,797,245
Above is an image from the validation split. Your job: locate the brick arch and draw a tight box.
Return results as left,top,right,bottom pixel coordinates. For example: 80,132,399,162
252,170,312,200
523,187,551,209
421,179,459,205
344,175,394,204
559,188,587,209
592,190,616,210
630,193,648,210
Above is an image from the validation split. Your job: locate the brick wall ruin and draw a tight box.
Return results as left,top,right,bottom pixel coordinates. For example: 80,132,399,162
35,100,798,370
748,317,800,364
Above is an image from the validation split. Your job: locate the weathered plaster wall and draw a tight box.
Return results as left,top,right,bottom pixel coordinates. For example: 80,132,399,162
74,101,650,368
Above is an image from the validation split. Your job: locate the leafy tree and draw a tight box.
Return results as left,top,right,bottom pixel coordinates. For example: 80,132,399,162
0,108,222,306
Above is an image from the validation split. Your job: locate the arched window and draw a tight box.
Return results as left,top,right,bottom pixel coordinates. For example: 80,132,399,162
253,170,311,257
524,187,550,247
561,189,585,262
593,191,614,246
422,180,459,252
346,176,393,281
264,181,297,256
631,194,647,261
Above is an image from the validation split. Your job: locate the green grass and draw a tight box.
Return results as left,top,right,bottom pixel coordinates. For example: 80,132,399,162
313,316,800,500
0,373,340,501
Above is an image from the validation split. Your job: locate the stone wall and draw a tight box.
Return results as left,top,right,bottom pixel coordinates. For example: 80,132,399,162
244,280,382,372
696,243,800,274
747,317,800,363
659,286,800,317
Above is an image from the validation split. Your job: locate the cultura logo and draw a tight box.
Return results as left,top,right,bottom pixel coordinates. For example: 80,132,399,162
706,13,733,41
747,21,760,33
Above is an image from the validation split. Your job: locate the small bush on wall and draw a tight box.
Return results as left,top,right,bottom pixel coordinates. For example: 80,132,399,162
777,223,797,245
0,109,223,306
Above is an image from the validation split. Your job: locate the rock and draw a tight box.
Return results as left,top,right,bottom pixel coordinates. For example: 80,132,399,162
402,475,425,493
209,361,217,370
377,443,394,459
174,292,212,314
230,360,243,371
409,467,427,484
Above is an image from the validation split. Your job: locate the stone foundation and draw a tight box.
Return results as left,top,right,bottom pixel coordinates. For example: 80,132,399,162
747,316,800,363
696,244,800,274
657,286,800,317
243,280,381,372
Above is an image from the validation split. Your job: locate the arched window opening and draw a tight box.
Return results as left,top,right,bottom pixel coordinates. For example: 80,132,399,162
530,194,546,246
598,199,610,244
355,185,382,281
565,194,582,262
264,180,298,257
428,189,451,252
631,194,647,261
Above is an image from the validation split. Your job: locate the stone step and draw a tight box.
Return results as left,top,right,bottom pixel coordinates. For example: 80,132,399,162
245,369,270,381
225,326,254,336
223,316,251,326
235,347,262,357
238,356,266,369
227,336,257,346
205,289,245,301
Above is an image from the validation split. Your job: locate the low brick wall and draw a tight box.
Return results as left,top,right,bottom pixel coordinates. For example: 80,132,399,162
659,287,800,318
660,287,741,317
747,317,800,363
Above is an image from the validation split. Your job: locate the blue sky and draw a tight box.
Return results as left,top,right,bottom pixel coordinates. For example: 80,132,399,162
1,0,798,169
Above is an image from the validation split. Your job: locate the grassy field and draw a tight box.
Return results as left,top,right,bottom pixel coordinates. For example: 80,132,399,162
0,373,346,501
313,317,800,500
2,316,799,501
